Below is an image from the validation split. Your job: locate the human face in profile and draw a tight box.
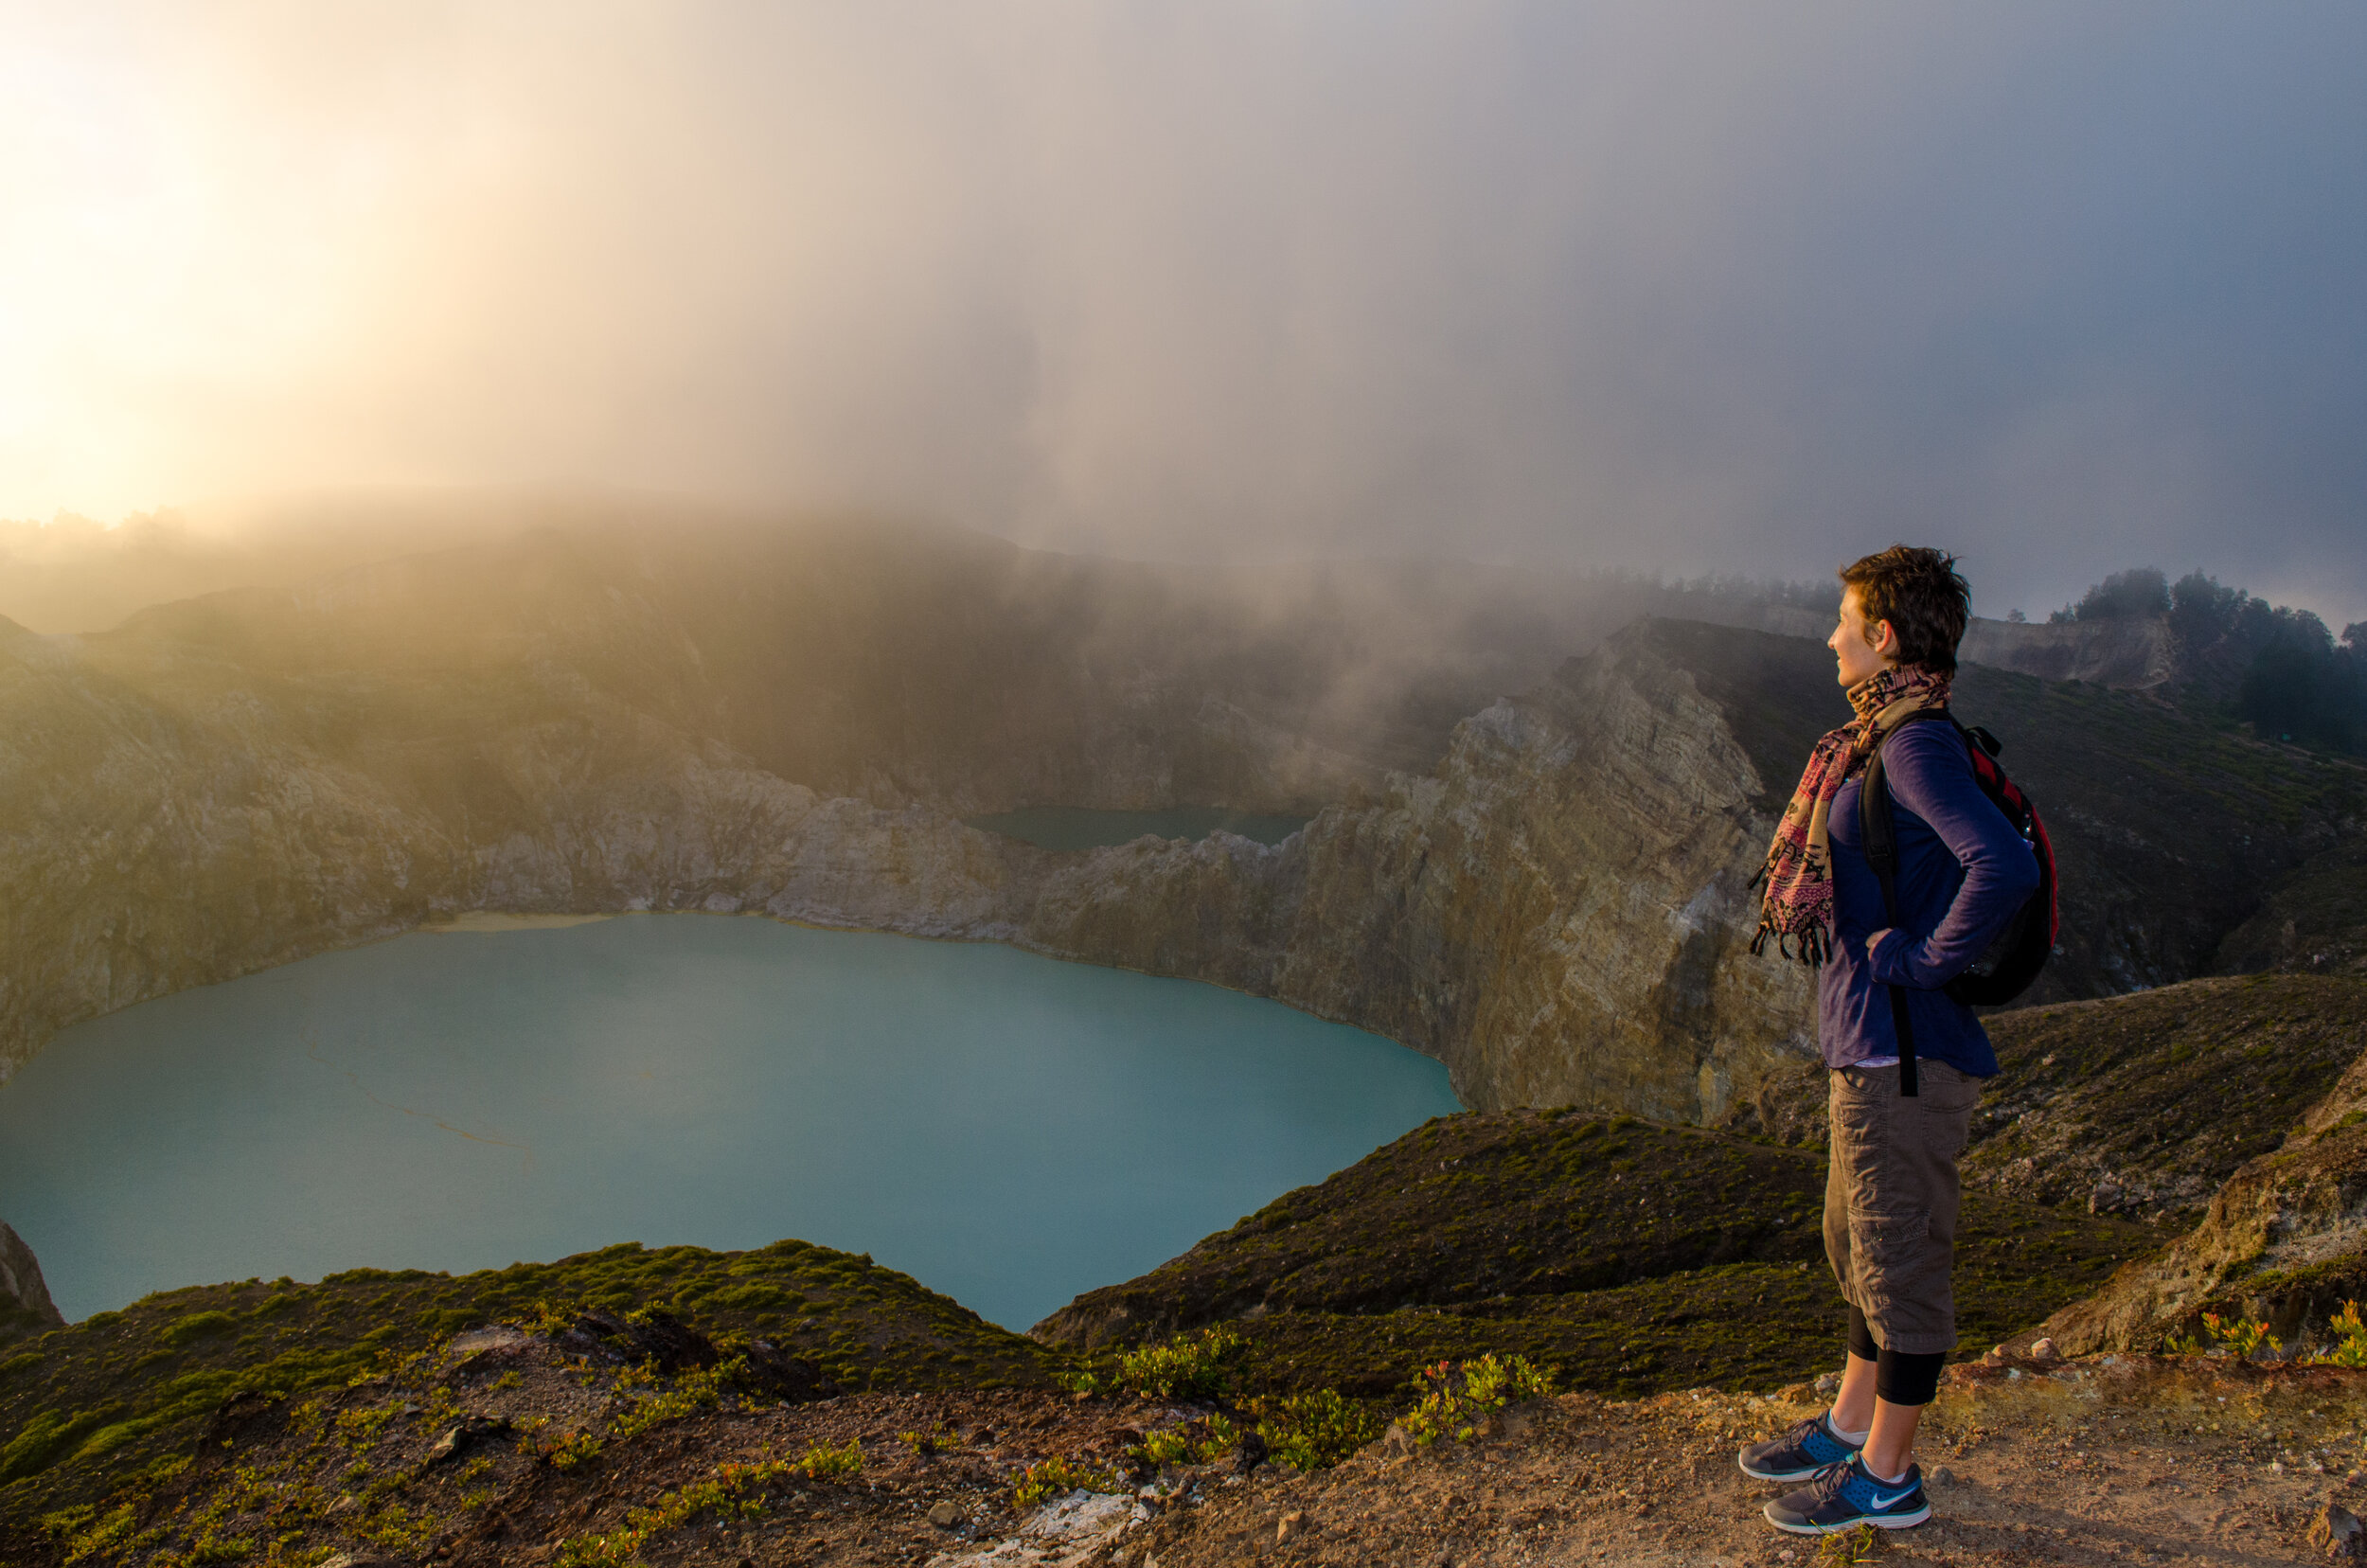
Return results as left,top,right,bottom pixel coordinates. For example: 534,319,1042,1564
1828,585,1900,688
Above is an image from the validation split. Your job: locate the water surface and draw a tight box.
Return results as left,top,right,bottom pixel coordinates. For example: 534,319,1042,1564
968,805,1312,850
0,918,1454,1328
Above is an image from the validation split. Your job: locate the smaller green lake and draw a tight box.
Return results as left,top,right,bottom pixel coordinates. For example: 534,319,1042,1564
968,806,1313,850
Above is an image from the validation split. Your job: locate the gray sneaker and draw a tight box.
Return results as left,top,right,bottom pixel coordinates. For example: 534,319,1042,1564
1737,1413,1859,1482
1763,1454,1931,1534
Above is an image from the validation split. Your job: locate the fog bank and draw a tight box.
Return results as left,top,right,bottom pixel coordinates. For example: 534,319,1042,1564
5,4,2362,621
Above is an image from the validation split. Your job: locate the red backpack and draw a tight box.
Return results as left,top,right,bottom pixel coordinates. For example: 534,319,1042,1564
1860,711,2060,1095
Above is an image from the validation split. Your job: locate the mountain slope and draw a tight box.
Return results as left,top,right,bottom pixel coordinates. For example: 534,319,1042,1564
1029,1108,2153,1399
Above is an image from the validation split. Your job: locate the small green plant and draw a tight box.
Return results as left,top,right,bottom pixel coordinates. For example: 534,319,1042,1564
1131,1414,1238,1468
793,1437,863,1480
1397,1355,1558,1446
2203,1311,2280,1361
541,1429,605,1471
1816,1522,1886,1565
510,1299,582,1338
553,1458,789,1567
609,1355,749,1439
1010,1455,1127,1510
334,1399,407,1450
44,1502,138,1565
897,1423,955,1455
2311,1301,2367,1367
1112,1327,1246,1400
1248,1389,1386,1472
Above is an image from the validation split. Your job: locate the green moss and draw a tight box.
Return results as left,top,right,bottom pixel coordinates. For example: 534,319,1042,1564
157,1311,237,1348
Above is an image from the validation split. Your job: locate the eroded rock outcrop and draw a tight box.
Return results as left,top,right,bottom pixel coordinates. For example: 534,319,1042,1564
0,1221,62,1333
2033,1005,2367,1355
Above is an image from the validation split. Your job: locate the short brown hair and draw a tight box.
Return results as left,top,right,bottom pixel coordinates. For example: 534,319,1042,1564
1840,545,1970,674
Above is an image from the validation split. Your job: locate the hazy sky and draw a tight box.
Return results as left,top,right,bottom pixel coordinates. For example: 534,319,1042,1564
5,3,2363,623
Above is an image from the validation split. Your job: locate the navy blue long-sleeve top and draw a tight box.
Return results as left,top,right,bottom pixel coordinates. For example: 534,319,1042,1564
1819,719,2041,1076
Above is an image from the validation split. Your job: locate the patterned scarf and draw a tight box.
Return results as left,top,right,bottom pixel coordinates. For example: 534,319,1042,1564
1750,663,1953,965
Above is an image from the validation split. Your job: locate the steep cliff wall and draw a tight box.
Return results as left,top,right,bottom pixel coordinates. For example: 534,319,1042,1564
1022,627,1818,1117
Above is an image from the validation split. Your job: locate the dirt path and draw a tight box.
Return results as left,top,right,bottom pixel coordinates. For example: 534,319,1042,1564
1122,1358,2366,1567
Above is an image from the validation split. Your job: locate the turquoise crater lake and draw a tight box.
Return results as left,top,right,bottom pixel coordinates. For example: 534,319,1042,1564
0,918,1458,1329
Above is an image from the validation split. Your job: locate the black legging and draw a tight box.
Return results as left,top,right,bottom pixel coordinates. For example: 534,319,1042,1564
1848,1305,1946,1408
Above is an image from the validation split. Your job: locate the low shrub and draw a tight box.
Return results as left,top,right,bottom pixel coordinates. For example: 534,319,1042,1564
1396,1354,1557,1447
1130,1414,1237,1468
2316,1301,2367,1367
2165,1311,2281,1361
1112,1327,1246,1400
1010,1455,1126,1510
793,1437,863,1480
159,1310,238,1348
1249,1388,1385,1471
554,1458,789,1567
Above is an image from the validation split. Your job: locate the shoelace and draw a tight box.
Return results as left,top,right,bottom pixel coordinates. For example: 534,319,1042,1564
1801,1458,1860,1505
1773,1417,1829,1452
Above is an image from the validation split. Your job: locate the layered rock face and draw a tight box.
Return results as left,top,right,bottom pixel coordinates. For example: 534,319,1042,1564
1024,627,1818,1118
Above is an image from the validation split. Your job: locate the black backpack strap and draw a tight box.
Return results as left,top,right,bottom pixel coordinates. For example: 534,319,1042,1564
1858,716,1946,1098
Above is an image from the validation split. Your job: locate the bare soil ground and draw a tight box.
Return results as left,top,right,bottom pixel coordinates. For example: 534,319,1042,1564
1129,1355,2367,1568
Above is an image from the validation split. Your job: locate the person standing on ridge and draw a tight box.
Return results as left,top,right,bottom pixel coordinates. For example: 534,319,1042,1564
1734,545,2040,1538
